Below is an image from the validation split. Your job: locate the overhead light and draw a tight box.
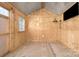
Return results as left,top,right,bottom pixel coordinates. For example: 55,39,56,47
53,19,58,23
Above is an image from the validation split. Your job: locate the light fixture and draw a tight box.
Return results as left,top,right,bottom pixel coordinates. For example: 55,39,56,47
53,18,58,23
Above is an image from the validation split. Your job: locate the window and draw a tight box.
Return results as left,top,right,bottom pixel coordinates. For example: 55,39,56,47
18,17,25,32
0,6,9,17
64,2,78,21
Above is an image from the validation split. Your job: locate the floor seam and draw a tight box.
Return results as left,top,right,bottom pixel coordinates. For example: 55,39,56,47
47,43,56,57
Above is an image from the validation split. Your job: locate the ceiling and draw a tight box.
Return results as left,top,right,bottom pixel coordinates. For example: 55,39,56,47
11,2,76,15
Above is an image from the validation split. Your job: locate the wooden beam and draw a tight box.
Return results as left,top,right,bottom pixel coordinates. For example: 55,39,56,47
41,2,45,9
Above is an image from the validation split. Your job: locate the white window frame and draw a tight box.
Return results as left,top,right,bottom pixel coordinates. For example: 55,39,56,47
18,17,25,32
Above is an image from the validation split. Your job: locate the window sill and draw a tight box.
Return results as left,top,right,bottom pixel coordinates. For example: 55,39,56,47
0,14,9,19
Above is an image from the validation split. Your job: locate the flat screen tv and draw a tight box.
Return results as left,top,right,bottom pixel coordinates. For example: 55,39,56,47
64,2,79,21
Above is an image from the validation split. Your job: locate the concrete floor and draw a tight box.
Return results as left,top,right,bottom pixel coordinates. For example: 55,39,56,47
5,42,79,57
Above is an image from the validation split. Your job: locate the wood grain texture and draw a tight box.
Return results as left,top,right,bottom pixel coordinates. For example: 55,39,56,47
0,2,79,55
60,16,79,53
9,8,27,51
26,9,59,42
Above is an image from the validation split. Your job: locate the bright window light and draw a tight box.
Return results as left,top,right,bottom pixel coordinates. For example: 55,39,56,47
18,17,25,32
0,6,9,17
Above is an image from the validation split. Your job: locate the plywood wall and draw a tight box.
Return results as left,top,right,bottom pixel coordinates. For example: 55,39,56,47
9,8,27,51
0,3,27,53
60,16,79,53
26,9,61,43
0,17,10,56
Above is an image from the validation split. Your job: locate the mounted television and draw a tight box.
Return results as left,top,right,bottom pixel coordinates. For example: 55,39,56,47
64,2,79,21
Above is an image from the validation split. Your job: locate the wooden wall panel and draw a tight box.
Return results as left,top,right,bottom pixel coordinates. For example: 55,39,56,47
12,9,26,49
0,16,10,56
0,35,9,56
3,3,28,51
61,16,79,53
0,14,10,56
0,17,9,34
26,9,59,42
